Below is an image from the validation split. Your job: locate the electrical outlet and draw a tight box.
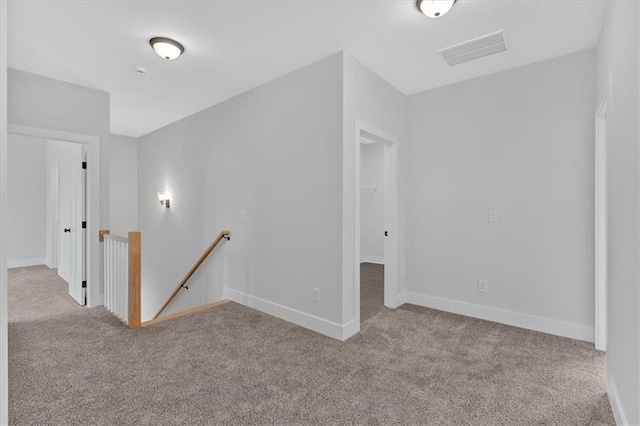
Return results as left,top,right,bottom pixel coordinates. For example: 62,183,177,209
312,288,320,303
478,280,489,294
488,210,499,223
239,210,247,221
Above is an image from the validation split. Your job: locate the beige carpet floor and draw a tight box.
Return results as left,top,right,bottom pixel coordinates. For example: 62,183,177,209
9,265,614,425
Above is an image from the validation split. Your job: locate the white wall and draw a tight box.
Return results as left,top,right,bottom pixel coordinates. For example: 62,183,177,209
0,1,9,422
138,53,344,335
8,69,110,307
342,52,406,331
6,135,46,267
109,134,138,236
404,49,596,342
596,1,640,424
360,142,384,263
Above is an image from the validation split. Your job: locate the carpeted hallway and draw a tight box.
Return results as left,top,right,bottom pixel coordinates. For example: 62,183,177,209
9,265,613,425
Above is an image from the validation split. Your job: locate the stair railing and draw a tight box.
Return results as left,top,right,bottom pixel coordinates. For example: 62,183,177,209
101,231,142,328
152,230,230,320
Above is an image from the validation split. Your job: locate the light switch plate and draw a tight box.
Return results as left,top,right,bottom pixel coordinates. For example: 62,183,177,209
488,210,499,223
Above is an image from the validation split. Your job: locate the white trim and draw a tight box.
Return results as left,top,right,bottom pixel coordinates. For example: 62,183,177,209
595,95,609,352
223,287,351,341
360,255,384,264
7,258,46,269
7,124,101,308
608,377,628,426
341,320,358,341
637,7,640,419
9,125,98,145
404,291,594,342
0,1,8,422
397,291,407,306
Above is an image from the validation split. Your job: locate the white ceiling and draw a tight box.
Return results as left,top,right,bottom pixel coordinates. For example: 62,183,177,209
8,0,606,137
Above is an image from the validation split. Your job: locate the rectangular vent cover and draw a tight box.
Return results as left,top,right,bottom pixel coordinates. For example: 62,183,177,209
437,31,506,67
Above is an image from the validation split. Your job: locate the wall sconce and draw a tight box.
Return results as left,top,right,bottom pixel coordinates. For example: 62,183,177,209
157,191,171,208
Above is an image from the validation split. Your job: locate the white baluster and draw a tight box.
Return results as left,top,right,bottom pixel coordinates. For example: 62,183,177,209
102,235,133,324
111,239,115,314
124,240,129,324
121,240,126,320
106,239,111,312
118,241,123,320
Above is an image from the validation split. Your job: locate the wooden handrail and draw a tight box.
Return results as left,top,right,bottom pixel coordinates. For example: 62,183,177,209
152,230,230,320
143,300,229,327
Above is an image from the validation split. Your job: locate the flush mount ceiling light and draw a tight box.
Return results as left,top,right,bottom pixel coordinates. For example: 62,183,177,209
149,37,184,60
416,0,456,18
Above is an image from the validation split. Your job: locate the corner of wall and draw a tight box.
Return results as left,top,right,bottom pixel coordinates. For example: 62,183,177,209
0,1,9,423
223,287,352,341
608,377,629,426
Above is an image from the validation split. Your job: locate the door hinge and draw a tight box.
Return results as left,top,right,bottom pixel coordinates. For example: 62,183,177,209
82,161,87,169
82,281,87,288
82,221,87,229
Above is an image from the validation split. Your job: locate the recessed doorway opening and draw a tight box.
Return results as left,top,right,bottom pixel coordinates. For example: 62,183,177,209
8,124,101,308
354,120,400,331
359,141,385,321
7,134,87,306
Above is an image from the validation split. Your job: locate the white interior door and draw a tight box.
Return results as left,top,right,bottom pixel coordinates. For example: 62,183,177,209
56,142,85,305
68,145,86,305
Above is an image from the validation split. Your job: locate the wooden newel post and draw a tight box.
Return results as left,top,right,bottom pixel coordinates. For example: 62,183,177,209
128,231,142,329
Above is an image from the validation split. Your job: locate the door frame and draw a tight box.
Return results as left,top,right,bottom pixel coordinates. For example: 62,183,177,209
8,124,101,307
595,96,609,352
344,119,400,340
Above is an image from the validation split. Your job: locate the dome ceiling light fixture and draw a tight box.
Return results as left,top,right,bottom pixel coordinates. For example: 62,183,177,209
416,0,457,18
149,37,184,60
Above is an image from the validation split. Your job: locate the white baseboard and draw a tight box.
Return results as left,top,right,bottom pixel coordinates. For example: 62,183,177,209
404,291,594,343
397,291,407,306
7,258,46,269
341,319,359,341
608,377,629,426
360,255,384,265
223,287,351,341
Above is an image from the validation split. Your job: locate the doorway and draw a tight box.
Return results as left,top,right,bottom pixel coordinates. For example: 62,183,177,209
359,142,385,320
354,120,399,330
595,96,608,352
7,124,98,307
7,135,87,306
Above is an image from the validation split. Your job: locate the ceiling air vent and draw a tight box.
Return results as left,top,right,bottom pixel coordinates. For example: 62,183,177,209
437,30,506,67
